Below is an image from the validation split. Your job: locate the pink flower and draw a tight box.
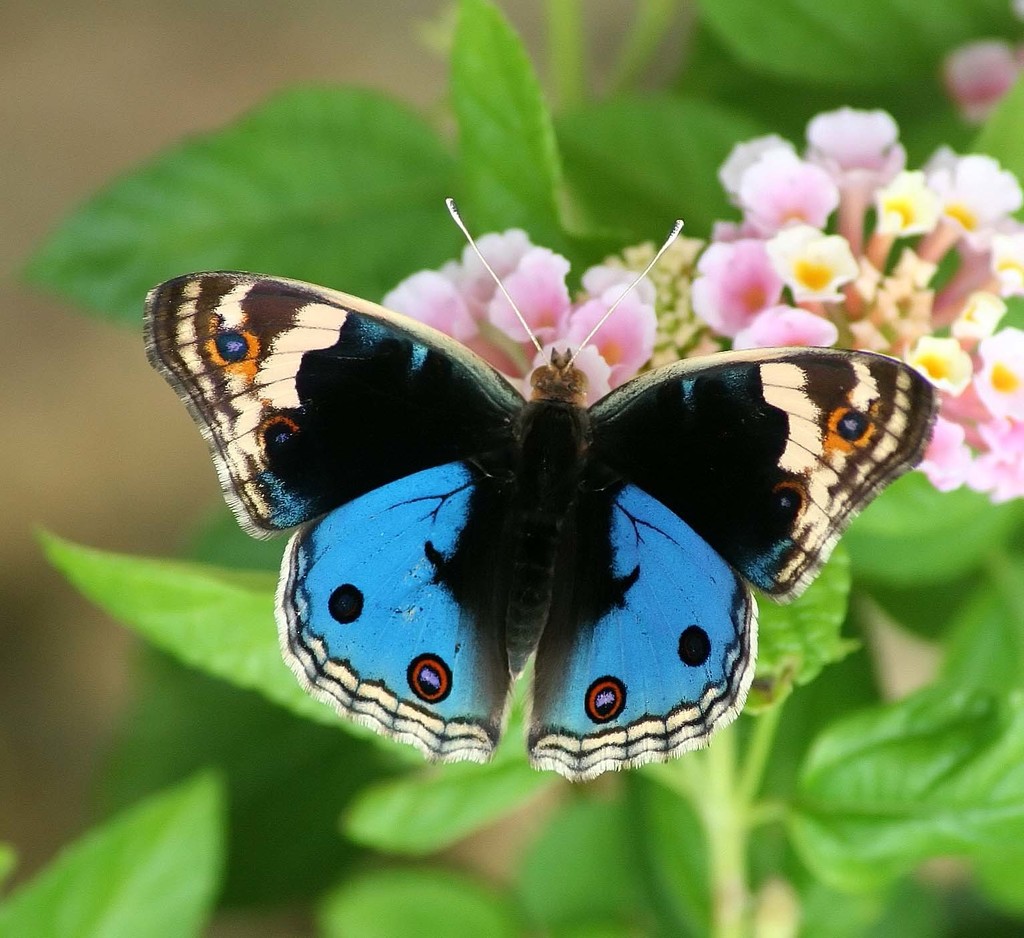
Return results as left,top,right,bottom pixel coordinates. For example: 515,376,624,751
919,416,973,492
943,40,1021,124
806,107,905,189
450,229,533,317
564,267,656,388
487,247,572,347
691,239,784,337
975,327,1024,420
733,305,839,350
718,135,796,202
968,418,1024,502
738,148,840,235
383,270,477,341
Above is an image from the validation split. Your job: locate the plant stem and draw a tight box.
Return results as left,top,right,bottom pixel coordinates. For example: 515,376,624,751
545,0,586,110
703,725,748,938
697,702,787,938
738,698,786,808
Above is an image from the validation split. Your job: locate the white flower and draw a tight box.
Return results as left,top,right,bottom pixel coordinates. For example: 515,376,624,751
765,224,859,301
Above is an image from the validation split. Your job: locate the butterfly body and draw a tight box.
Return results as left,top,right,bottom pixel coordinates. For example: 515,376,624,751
146,271,936,781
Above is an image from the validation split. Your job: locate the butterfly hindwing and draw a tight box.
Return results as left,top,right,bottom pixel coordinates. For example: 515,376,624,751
529,483,756,781
145,273,522,536
278,460,513,762
590,348,936,600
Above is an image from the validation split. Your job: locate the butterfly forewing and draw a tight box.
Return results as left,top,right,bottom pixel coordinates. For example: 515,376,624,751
589,348,937,601
145,272,523,537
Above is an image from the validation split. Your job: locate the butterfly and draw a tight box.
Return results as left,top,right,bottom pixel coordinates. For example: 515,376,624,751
145,268,936,782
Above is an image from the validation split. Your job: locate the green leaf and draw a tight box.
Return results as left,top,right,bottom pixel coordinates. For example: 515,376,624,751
626,774,710,937
751,546,854,708
791,686,1024,890
973,841,1024,916
844,472,1024,586
188,507,283,572
41,531,342,728
974,75,1024,181
27,87,458,323
451,0,567,245
679,23,971,166
799,877,941,938
556,94,765,240
100,649,386,907
697,0,1013,86
942,552,1024,694
517,796,645,933
0,774,223,938
344,758,556,855
320,869,520,938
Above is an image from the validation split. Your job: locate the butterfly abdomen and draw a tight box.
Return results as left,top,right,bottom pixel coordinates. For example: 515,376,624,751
504,400,590,674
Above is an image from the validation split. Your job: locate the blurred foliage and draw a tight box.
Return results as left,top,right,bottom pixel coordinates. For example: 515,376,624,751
12,0,1024,935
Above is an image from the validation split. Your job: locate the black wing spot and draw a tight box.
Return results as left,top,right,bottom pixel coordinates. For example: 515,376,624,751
329,584,364,624
836,408,870,442
678,625,711,667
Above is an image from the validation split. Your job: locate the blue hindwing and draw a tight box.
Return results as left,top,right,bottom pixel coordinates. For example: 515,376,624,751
277,461,511,763
529,484,757,781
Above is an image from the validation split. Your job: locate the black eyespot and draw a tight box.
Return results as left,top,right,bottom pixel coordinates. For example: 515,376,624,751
836,408,870,442
585,676,627,724
678,625,711,667
771,481,804,522
408,654,452,703
262,416,298,456
328,584,363,624
215,330,250,362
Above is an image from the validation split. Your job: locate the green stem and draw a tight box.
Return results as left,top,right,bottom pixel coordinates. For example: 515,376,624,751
546,0,586,110
703,726,748,938
737,699,786,808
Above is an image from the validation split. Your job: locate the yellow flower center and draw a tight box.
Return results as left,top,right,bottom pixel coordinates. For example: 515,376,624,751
992,362,1021,394
944,202,977,231
917,352,951,381
884,196,915,229
794,259,833,294
996,259,1024,285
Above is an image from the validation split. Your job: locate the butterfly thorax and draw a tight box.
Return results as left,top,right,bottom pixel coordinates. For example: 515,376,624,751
529,349,587,407
504,393,590,675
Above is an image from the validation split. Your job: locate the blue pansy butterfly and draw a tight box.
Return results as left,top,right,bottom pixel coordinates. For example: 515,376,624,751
145,231,936,782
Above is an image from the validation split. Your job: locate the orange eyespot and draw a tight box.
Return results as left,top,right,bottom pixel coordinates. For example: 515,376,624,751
825,405,873,454
408,654,452,703
585,676,627,724
207,328,260,380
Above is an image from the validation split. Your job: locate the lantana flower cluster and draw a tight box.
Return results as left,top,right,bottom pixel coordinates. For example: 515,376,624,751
383,230,658,403
678,108,1024,502
385,107,1024,503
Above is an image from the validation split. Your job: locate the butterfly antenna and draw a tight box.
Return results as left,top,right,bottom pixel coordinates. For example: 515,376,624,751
568,219,684,366
446,198,544,355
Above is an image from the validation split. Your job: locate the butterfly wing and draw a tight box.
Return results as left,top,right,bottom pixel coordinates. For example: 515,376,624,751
145,272,523,536
529,484,756,782
278,460,514,761
589,348,937,600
